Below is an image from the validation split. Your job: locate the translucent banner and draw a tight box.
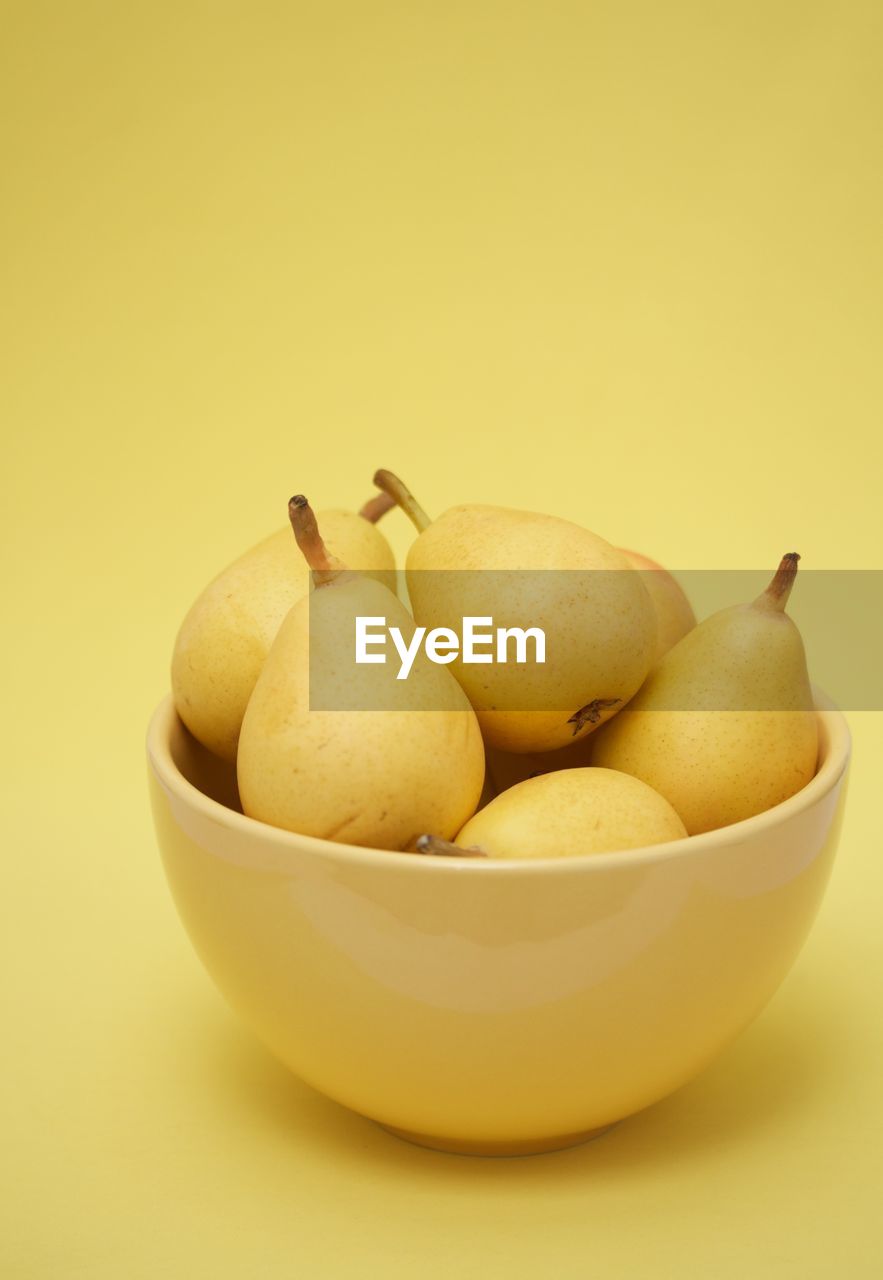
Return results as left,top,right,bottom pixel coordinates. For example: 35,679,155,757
307,568,883,713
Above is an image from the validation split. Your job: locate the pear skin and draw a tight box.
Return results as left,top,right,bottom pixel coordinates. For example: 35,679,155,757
172,505,396,761
620,548,697,662
373,472,656,754
482,734,596,800
591,555,819,834
455,767,687,859
237,499,485,850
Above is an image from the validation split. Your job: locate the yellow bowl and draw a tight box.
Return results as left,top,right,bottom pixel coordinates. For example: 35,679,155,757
147,694,850,1156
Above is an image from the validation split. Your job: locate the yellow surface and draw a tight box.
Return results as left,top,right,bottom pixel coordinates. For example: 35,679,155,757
1,2,881,1277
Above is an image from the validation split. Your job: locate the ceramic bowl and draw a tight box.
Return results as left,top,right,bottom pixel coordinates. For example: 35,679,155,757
147,694,850,1155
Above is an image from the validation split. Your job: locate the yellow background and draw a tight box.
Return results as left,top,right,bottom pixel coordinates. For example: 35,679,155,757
2,2,881,1276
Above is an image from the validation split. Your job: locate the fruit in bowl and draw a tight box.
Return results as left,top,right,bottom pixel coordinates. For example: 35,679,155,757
148,474,850,1154
171,492,396,762
453,768,688,859
236,497,485,849
372,468,657,753
591,554,819,834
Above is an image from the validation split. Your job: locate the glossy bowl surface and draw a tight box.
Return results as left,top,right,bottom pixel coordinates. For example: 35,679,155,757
147,695,850,1155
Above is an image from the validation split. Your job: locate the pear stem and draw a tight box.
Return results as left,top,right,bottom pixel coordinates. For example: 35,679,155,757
757,552,800,612
288,495,345,586
372,469,432,533
409,834,488,859
358,491,396,523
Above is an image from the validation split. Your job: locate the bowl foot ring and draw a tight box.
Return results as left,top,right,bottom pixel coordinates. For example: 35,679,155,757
379,1121,617,1157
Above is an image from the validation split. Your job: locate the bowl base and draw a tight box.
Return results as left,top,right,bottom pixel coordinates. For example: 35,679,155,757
379,1121,617,1157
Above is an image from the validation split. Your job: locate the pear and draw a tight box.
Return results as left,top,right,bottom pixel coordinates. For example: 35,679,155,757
620,548,696,662
482,734,595,799
460,550,693,798
591,554,819,834
172,494,396,761
449,767,687,859
373,470,656,754
237,497,485,849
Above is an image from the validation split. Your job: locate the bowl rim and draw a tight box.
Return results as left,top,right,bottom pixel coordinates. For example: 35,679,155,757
147,691,850,875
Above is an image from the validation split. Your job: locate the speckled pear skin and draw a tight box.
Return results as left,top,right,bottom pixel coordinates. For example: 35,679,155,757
171,510,396,762
457,767,687,859
237,573,485,850
404,504,656,754
591,576,819,835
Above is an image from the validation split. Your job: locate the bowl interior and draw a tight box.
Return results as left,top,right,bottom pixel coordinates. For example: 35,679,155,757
168,716,242,812
153,693,851,869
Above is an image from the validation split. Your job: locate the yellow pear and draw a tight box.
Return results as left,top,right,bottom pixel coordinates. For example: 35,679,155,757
481,734,595,800
591,554,819,834
172,494,396,761
237,497,485,850
457,549,694,799
619,548,696,662
373,470,655,754
453,767,687,859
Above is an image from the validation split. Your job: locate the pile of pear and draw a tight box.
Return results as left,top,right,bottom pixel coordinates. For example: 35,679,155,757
171,471,819,861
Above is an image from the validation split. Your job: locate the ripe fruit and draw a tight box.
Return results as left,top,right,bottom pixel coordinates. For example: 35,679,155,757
237,497,485,849
454,767,687,859
172,496,395,761
591,554,819,834
373,469,655,753
619,548,696,662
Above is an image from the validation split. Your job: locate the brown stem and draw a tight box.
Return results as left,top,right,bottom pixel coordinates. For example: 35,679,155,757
288,495,345,586
755,552,800,612
408,834,488,859
372,469,432,533
358,491,396,523
567,698,622,735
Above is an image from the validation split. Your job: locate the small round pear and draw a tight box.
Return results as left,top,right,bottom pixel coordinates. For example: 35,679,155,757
172,496,396,761
482,734,595,799
455,768,687,859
